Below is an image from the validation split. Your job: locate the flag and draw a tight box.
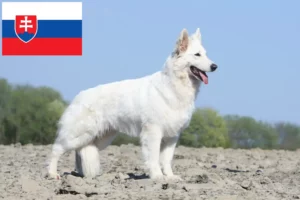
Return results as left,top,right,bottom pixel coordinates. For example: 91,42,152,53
2,2,82,56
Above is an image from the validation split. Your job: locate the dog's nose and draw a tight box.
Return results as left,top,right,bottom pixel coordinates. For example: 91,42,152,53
210,64,218,72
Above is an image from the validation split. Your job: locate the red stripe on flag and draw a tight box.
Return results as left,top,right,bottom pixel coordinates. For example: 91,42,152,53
2,38,82,56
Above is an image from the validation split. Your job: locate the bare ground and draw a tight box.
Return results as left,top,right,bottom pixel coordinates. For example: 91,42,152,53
1,144,300,200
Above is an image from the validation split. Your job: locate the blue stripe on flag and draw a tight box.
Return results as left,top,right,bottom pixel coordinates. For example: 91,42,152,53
2,20,82,38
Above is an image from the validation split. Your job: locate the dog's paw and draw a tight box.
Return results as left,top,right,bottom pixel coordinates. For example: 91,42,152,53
45,172,61,180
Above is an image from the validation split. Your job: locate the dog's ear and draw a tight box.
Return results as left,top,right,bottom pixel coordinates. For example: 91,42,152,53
175,28,189,55
195,28,201,39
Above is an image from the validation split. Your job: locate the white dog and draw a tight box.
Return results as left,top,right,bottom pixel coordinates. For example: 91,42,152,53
47,28,218,180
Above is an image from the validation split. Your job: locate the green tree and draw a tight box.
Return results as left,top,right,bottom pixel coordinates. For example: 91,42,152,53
1,83,66,144
275,122,300,150
224,115,278,149
179,108,229,148
0,78,12,143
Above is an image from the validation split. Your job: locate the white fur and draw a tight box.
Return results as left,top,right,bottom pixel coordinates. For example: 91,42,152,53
47,28,217,180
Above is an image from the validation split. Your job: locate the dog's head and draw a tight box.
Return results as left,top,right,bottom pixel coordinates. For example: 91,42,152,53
171,28,217,84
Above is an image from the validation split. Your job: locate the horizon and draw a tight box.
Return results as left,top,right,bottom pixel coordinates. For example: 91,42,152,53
1,0,299,125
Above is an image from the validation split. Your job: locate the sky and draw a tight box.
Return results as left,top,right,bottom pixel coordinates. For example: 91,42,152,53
0,0,299,125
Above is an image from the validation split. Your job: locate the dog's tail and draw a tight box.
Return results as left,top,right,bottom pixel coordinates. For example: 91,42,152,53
75,144,101,178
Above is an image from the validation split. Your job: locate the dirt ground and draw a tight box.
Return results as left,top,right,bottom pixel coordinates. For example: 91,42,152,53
0,143,300,200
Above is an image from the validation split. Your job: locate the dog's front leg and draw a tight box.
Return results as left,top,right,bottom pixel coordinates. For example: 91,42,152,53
160,136,182,181
140,125,164,179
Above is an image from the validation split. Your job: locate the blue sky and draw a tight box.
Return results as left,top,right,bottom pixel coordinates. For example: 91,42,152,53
0,0,299,124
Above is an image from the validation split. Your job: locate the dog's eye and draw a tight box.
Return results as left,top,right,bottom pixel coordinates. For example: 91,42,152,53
194,53,201,56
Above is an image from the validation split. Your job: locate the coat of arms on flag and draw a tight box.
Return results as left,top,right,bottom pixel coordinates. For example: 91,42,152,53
2,2,82,56
15,15,38,43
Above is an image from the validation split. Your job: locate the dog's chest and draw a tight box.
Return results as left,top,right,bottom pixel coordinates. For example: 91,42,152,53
161,103,194,136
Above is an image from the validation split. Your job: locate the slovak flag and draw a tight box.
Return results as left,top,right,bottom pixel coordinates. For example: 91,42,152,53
2,2,82,56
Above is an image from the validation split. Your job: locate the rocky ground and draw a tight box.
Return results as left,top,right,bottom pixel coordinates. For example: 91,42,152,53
0,143,300,200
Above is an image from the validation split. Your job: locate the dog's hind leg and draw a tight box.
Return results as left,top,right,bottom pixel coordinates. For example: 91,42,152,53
159,136,182,181
140,125,164,179
75,144,100,178
47,142,65,180
47,131,95,180
75,131,117,178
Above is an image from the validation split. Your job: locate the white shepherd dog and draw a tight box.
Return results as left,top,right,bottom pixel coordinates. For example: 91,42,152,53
47,28,218,181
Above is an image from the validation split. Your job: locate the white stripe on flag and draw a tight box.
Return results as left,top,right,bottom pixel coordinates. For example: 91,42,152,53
2,2,82,20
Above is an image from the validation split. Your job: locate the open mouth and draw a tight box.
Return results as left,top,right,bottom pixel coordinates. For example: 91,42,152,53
190,66,208,84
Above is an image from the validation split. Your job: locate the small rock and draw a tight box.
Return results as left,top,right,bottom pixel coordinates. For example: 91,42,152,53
162,183,168,190
189,174,209,184
240,180,252,190
182,186,188,192
293,195,300,199
260,177,272,185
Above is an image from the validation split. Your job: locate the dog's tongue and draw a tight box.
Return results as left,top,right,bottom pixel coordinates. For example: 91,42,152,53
199,72,208,84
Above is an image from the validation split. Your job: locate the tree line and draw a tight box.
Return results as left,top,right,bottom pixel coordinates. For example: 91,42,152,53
0,78,299,150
